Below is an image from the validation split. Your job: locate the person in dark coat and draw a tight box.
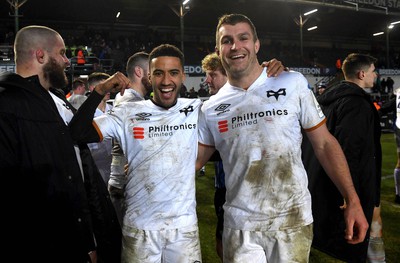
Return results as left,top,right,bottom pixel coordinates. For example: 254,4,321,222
0,25,122,263
302,53,384,262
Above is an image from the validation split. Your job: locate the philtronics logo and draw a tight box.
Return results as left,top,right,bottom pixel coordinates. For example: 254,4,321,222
218,120,228,133
133,127,145,139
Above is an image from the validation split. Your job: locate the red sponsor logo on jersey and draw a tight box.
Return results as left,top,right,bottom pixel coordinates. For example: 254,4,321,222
133,127,145,139
218,120,228,133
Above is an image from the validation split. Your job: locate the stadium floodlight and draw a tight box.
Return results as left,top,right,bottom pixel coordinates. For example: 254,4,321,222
307,26,318,31
374,19,400,68
304,9,317,16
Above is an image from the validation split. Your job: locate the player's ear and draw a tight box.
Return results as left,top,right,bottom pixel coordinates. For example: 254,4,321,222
255,39,260,54
36,49,45,64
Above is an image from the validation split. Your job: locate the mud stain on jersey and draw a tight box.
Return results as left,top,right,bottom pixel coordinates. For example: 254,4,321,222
287,224,313,262
245,154,292,187
144,183,155,194
245,154,296,215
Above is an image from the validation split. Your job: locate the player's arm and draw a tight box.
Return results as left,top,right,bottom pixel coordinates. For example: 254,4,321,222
69,72,130,143
196,143,216,171
305,123,369,244
69,88,104,143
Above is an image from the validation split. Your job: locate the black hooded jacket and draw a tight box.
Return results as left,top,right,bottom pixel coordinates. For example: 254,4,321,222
0,72,121,263
302,80,382,262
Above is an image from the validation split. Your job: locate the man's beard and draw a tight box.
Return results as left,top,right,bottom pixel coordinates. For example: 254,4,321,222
43,58,68,88
141,77,153,93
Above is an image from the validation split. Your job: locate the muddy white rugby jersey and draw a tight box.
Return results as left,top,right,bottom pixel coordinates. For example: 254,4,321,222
395,87,400,129
198,68,325,231
94,98,202,230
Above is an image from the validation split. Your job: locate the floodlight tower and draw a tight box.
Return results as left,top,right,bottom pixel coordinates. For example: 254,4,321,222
373,20,400,68
294,8,318,65
7,0,27,33
386,21,400,68
171,0,191,53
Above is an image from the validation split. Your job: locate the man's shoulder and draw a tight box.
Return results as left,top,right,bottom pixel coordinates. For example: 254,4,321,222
272,70,307,84
0,73,35,105
0,72,28,92
178,97,202,106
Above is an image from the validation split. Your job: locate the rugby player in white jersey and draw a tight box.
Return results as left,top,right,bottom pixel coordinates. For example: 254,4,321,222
70,44,202,262
196,14,368,263
70,42,286,262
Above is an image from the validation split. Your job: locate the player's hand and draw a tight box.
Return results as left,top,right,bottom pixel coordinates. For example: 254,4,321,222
342,199,369,244
95,72,130,96
261,59,288,77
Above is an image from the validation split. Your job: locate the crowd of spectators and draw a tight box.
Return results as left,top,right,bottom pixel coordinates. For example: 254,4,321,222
2,25,399,72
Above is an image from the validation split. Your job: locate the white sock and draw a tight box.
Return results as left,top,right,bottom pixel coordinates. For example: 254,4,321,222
367,237,386,263
394,168,400,195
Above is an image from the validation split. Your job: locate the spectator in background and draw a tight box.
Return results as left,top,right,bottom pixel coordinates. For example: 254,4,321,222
380,77,387,93
197,83,208,98
303,53,385,262
374,74,382,93
86,72,113,185
108,51,152,225
386,77,394,94
317,82,327,96
336,57,342,72
67,78,87,109
201,52,228,260
188,86,198,98
76,47,86,65
180,83,188,98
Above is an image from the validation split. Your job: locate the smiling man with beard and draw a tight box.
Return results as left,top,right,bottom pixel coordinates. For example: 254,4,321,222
0,25,128,263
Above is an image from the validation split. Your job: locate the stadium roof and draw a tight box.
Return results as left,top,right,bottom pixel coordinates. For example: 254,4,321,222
1,0,400,44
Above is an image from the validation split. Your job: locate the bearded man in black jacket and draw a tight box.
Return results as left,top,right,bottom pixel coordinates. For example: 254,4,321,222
0,25,129,263
302,53,385,262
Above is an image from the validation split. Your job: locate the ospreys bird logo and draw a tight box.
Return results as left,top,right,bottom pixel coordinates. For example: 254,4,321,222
267,88,286,100
180,105,194,116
